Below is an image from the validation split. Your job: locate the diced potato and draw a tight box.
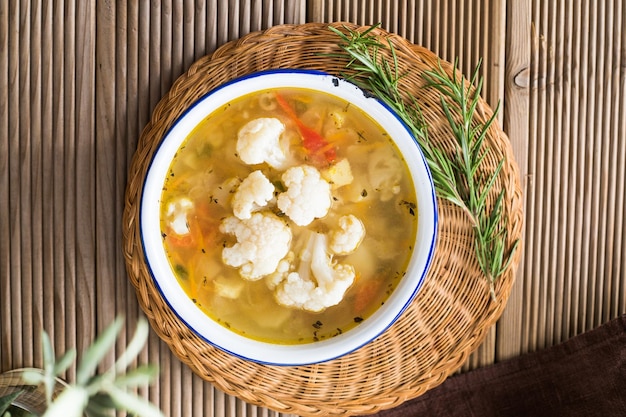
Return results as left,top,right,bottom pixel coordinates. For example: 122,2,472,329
321,158,354,190
328,107,347,128
213,275,245,299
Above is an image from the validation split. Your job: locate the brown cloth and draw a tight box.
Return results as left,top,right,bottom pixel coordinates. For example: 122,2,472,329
370,314,626,417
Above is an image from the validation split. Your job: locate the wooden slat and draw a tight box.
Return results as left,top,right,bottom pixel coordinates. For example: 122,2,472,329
30,0,44,370
40,0,55,369
497,0,531,361
604,0,624,319
73,0,97,356
0,0,10,372
51,0,69,373
94,0,118,369
0,0,19,372
17,0,33,369
61,2,77,328
602,0,625,322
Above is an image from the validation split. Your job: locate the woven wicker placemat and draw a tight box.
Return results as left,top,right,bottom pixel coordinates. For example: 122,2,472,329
123,22,523,416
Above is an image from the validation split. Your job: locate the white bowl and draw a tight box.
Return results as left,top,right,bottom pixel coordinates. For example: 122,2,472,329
140,69,438,366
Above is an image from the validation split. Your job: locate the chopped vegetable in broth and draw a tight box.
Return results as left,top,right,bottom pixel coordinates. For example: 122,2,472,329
160,87,417,344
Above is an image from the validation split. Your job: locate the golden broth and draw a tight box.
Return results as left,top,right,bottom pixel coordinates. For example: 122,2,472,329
160,87,417,344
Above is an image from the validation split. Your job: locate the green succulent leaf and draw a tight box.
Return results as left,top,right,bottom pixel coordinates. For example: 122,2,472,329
84,393,117,417
0,391,23,414
113,365,159,389
53,350,77,378
76,316,124,385
106,385,165,417
41,386,88,417
113,317,150,374
20,369,45,386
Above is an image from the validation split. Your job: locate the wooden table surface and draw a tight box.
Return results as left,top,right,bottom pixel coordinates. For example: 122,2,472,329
1,1,624,416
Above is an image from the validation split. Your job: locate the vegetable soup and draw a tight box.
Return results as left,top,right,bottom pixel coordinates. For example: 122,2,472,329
160,87,418,344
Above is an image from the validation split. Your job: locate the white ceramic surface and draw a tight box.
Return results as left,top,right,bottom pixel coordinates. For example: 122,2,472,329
140,69,438,366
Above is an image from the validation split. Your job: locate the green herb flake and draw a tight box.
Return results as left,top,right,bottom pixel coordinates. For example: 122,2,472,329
400,200,417,216
174,264,188,279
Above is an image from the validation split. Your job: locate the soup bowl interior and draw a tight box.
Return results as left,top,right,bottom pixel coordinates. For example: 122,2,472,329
140,69,437,366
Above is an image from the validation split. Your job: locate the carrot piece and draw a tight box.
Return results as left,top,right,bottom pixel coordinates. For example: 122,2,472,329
353,278,382,315
275,93,337,164
166,232,195,248
165,201,217,250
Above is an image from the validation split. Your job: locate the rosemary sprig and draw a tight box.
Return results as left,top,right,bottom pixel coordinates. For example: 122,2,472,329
328,24,518,300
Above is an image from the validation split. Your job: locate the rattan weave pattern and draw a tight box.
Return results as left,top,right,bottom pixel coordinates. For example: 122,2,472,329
122,22,523,416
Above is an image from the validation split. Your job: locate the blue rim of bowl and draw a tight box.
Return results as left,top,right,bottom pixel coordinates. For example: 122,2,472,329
139,68,438,366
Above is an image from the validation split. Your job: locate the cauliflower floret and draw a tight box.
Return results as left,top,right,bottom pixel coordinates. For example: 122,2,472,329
164,197,194,235
236,117,289,169
273,233,355,312
231,170,275,220
220,212,292,281
330,215,365,255
277,165,331,226
320,158,354,190
368,146,403,201
266,255,294,291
